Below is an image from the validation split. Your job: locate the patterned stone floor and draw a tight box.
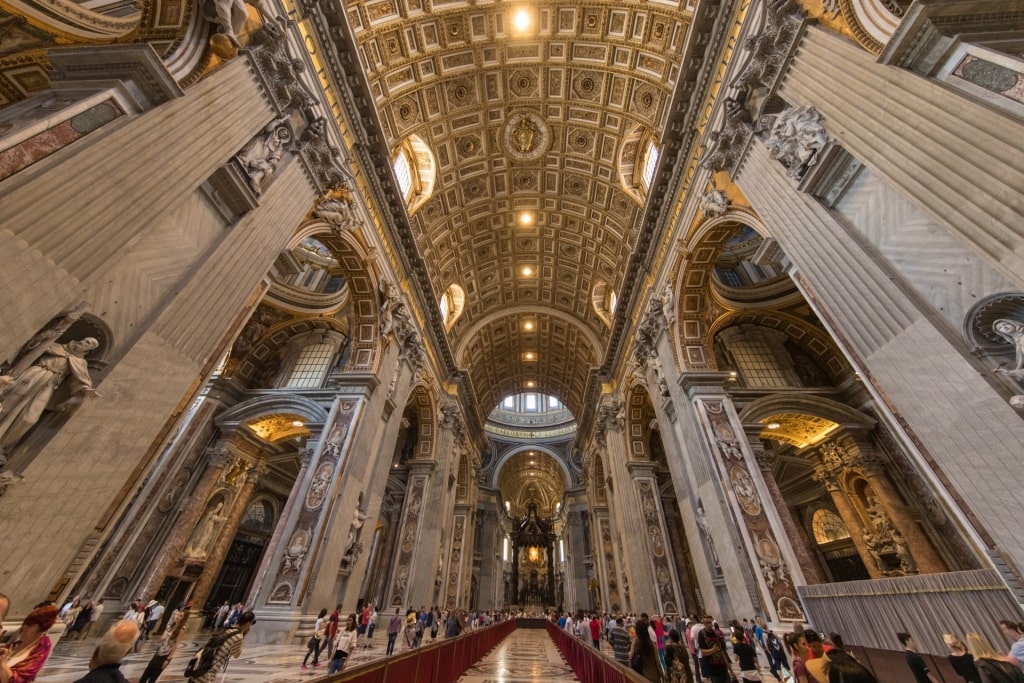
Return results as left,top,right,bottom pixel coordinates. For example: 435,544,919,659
457,629,578,682
37,633,398,683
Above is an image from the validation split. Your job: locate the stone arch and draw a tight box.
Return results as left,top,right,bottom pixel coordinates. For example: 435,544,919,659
215,393,330,437
625,383,658,461
294,223,381,373
489,443,573,491
708,309,854,386
672,209,770,371
737,394,875,446
403,383,437,460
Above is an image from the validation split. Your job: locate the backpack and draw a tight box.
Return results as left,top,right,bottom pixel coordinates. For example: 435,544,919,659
185,628,237,678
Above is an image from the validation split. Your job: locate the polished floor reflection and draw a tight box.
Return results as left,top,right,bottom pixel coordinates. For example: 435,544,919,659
37,633,395,683
457,629,579,682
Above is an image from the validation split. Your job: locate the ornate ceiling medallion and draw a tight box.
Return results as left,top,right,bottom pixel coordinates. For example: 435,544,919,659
503,111,550,162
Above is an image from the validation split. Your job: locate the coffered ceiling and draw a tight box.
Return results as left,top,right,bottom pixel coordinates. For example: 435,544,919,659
345,0,693,417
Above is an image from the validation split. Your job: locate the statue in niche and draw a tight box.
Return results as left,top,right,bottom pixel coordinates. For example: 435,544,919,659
379,278,402,338
700,189,729,217
186,501,227,560
313,185,358,233
696,501,720,568
994,319,1024,382
340,493,368,572
765,105,828,179
204,0,280,54
236,117,292,196
659,284,675,325
0,336,101,459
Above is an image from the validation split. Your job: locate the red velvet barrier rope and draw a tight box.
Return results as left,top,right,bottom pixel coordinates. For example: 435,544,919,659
545,620,650,683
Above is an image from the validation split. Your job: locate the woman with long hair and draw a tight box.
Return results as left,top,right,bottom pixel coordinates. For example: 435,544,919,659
629,616,665,683
732,626,760,682
785,631,820,683
301,608,329,670
0,605,59,683
966,633,1024,683
327,614,358,674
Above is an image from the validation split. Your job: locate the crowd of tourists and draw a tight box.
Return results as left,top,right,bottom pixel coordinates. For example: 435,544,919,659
551,609,1024,683
4,587,1024,683
297,602,516,673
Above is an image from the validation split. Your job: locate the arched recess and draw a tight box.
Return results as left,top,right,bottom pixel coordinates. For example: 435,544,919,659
591,280,616,329
673,210,771,371
737,393,875,442
216,393,331,435
403,383,437,460
707,310,855,388
233,317,348,389
495,449,567,518
617,125,660,205
393,134,436,215
625,382,658,461
297,223,382,374
441,284,466,332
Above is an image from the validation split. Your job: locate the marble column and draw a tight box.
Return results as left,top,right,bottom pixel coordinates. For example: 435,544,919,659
600,403,659,613
136,446,231,599
364,503,400,607
735,137,1024,573
247,446,315,605
780,24,1024,286
749,438,826,585
386,460,434,608
809,457,881,580
628,462,684,616
511,542,521,605
406,418,461,606
191,462,267,610
855,450,945,574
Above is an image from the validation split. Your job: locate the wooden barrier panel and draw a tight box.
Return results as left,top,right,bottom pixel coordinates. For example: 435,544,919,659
322,619,516,683
545,620,648,683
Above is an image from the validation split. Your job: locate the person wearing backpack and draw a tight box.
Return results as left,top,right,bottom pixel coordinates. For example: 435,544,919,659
186,610,255,683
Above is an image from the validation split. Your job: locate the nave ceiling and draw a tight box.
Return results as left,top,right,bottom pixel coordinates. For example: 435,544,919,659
345,0,694,420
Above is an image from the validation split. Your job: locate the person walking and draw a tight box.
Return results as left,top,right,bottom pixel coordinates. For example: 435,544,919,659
137,605,189,683
386,609,402,656
665,629,695,683
301,608,328,671
697,615,731,683
630,615,665,683
189,610,255,683
732,626,761,682
327,614,357,674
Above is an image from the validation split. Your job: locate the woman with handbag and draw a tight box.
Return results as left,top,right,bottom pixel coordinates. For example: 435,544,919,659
966,633,1024,683
301,608,328,671
630,615,666,683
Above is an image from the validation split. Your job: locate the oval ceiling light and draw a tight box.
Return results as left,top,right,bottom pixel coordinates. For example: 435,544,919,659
525,380,536,388
512,8,531,33
291,420,304,427
521,265,534,277
523,351,536,361
523,320,535,331
517,211,534,226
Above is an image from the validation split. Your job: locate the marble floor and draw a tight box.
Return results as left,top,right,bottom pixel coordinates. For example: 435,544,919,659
456,629,578,682
37,632,399,683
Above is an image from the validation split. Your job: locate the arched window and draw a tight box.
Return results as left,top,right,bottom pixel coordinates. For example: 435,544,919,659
284,342,334,388
640,139,659,191
811,508,851,545
592,280,617,328
440,284,466,331
392,134,436,215
618,125,660,204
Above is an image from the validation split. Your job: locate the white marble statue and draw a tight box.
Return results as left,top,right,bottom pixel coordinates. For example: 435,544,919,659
659,284,675,325
765,105,828,179
379,278,402,338
994,319,1024,379
313,186,358,232
186,501,227,559
236,118,291,195
0,337,100,456
700,189,729,217
343,501,368,558
207,0,280,49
